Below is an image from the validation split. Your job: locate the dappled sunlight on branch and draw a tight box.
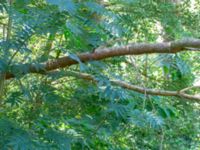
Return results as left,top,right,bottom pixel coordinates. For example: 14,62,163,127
5,38,200,80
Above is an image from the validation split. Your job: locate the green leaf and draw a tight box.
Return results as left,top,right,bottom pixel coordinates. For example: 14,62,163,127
45,129,71,150
84,2,106,15
66,21,83,36
6,91,23,106
7,133,34,150
68,54,87,71
15,0,31,8
47,0,76,14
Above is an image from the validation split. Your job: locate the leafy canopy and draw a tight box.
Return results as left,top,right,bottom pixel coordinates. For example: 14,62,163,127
0,0,199,149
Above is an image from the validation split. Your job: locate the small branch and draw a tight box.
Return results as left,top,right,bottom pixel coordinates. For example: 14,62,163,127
6,0,13,41
48,71,200,102
3,24,6,40
41,32,56,58
179,85,200,93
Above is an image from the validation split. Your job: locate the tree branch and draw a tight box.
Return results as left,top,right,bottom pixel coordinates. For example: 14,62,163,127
49,71,200,102
5,38,200,80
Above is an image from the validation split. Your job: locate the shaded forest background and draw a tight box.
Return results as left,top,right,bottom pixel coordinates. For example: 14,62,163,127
0,0,199,149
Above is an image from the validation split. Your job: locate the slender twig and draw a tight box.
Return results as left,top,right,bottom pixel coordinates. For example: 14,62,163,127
59,71,200,102
6,0,13,41
8,30,34,66
91,115,107,136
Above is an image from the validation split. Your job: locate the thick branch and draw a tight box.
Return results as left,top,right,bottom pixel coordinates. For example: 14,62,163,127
5,38,200,79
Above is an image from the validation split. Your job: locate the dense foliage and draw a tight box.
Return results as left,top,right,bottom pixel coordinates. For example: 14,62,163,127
0,0,199,149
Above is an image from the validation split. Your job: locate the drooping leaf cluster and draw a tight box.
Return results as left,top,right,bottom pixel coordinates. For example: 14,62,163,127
0,0,199,149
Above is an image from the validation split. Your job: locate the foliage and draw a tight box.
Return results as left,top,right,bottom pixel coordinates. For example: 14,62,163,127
0,0,199,149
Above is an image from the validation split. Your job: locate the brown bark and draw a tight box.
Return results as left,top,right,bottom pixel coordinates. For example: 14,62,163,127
5,38,200,80
50,71,200,102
